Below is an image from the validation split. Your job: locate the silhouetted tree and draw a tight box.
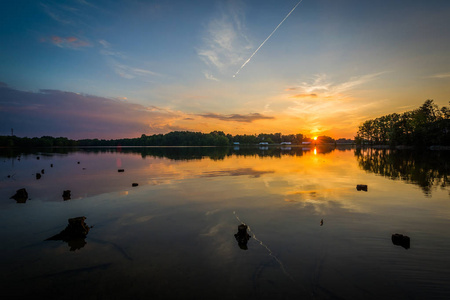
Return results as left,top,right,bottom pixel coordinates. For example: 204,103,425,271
355,100,449,147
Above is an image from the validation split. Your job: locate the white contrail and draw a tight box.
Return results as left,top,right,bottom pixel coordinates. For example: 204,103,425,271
233,0,303,78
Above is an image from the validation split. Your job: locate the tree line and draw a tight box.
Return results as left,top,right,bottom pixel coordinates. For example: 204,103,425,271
80,131,309,146
0,135,78,148
355,100,450,147
1,131,340,147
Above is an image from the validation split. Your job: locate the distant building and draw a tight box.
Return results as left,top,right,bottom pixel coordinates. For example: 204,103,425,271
280,142,292,145
336,138,354,144
302,142,311,145
259,142,269,145
233,142,240,145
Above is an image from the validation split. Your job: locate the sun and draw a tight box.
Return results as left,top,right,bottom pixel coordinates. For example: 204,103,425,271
313,136,318,141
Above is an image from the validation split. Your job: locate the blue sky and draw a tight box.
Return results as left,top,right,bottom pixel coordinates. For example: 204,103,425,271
1,0,449,139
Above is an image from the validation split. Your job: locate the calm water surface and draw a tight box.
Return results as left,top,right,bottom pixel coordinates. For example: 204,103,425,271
1,146,449,299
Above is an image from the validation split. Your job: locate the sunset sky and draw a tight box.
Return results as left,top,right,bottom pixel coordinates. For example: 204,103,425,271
1,0,449,139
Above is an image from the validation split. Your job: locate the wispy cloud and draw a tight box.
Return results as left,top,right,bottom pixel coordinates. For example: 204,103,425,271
291,72,387,99
203,72,220,81
197,1,252,76
197,112,274,123
264,72,390,137
99,39,163,81
41,3,75,25
428,72,450,79
291,93,317,98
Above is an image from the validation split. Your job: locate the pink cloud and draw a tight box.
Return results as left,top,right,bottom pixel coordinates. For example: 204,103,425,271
45,35,91,49
196,113,275,123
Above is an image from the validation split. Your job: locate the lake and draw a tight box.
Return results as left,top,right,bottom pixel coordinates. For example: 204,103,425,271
1,146,449,299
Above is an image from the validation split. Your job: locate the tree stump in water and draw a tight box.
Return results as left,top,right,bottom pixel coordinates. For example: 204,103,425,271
10,188,28,203
46,217,91,251
356,184,368,191
392,233,410,249
62,190,71,200
234,224,251,250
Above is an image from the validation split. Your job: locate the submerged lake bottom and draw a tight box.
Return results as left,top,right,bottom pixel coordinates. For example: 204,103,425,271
1,146,449,299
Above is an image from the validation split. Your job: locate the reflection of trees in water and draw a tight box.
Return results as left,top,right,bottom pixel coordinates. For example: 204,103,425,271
96,144,346,159
355,148,449,195
1,145,353,161
0,147,78,159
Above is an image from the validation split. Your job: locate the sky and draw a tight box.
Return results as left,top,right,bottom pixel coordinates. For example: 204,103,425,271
1,0,449,139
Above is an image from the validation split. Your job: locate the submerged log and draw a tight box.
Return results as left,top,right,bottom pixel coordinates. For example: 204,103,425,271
10,188,28,203
118,169,125,172
392,233,410,249
132,183,138,187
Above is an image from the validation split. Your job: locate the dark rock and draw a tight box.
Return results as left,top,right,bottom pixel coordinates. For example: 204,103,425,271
41,169,45,174
62,190,71,200
234,224,251,250
10,188,28,203
132,183,138,187
36,156,40,160
356,184,368,191
77,161,80,164
46,217,91,251
36,173,41,180
392,233,410,249
320,219,324,226
118,169,125,172
50,164,53,168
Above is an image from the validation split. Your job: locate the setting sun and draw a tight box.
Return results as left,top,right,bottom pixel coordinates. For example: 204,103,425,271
313,137,318,141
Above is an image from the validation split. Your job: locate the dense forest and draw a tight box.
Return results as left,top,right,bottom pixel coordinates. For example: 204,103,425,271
0,131,341,147
355,100,450,146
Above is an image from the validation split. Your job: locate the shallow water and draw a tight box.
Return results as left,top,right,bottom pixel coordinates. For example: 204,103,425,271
1,146,449,299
